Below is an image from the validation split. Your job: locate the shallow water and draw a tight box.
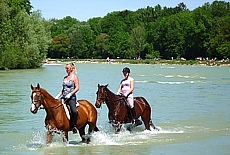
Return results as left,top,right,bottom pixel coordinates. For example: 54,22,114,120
0,63,229,155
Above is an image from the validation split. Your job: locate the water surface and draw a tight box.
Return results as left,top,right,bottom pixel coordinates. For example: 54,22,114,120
0,63,229,155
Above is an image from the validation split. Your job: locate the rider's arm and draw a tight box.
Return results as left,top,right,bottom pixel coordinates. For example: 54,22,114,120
117,83,122,94
72,75,80,95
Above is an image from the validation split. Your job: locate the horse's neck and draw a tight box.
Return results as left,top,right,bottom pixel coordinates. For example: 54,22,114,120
41,88,57,108
105,88,121,108
106,88,116,100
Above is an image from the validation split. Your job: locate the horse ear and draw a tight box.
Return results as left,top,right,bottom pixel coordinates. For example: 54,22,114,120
37,83,40,89
105,84,108,87
31,84,34,90
98,84,100,87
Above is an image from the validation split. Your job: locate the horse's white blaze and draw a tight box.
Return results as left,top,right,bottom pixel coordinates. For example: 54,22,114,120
31,103,36,111
31,92,36,111
32,92,36,100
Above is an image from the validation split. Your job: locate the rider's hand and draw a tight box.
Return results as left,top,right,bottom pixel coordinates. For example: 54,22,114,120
124,93,128,97
66,93,72,99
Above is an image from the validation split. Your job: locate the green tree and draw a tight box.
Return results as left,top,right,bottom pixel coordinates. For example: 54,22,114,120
0,10,51,69
87,17,102,37
129,26,146,58
49,34,70,58
145,43,160,59
50,16,80,38
95,33,109,58
7,0,32,17
66,23,94,58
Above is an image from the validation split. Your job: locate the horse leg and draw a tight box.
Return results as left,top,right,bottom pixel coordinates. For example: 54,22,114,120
88,122,99,133
78,125,87,143
46,131,53,144
149,119,158,130
115,122,122,134
63,131,68,143
141,112,151,130
94,126,99,132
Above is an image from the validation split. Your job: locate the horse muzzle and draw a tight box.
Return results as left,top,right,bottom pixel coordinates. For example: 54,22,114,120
95,100,102,108
30,103,38,114
30,107,38,114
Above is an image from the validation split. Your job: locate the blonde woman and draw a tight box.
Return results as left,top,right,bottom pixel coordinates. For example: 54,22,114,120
55,63,80,134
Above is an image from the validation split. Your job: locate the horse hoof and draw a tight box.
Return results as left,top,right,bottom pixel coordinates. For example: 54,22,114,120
72,127,78,134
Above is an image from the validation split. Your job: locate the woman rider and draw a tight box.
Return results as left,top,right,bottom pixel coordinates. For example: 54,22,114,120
117,67,142,126
55,63,80,134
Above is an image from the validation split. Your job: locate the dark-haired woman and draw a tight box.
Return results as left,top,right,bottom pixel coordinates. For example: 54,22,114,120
117,67,141,126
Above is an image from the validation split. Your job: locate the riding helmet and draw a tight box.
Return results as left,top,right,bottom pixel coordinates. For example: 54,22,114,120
122,67,130,73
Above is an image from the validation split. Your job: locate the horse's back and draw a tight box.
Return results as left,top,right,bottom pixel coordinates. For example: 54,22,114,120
77,100,98,122
134,96,152,114
134,96,150,106
78,99,96,110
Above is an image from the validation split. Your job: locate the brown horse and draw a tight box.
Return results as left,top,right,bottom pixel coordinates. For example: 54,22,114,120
95,84,157,133
30,83,99,144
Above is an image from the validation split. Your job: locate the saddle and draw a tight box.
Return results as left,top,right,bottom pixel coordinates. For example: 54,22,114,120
61,99,79,120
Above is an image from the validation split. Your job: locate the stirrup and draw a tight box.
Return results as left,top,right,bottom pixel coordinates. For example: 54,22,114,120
72,127,78,134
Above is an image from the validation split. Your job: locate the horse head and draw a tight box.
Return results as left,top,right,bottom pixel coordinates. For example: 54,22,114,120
30,83,43,114
95,84,109,108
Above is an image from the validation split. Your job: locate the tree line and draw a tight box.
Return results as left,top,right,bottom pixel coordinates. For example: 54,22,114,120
0,0,230,69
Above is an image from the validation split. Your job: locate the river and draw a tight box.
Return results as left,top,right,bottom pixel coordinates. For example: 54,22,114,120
0,63,229,155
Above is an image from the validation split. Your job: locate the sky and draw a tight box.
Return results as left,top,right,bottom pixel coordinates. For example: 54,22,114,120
30,0,217,21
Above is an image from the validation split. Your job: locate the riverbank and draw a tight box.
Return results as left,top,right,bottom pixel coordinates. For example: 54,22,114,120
46,58,230,66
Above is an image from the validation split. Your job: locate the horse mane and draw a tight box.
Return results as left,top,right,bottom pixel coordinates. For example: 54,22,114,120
105,86,115,95
40,87,55,99
104,86,126,102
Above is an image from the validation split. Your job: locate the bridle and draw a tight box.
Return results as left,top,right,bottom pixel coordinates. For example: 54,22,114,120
96,87,107,103
96,86,127,104
31,90,62,110
31,90,42,107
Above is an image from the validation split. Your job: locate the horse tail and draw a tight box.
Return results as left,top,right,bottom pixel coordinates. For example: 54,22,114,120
149,119,156,129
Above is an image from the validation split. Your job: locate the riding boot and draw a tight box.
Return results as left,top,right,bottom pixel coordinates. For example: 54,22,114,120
130,108,142,126
72,112,78,134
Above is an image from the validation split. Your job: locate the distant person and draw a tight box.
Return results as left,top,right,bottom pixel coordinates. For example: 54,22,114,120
106,57,110,62
117,67,142,126
55,63,80,134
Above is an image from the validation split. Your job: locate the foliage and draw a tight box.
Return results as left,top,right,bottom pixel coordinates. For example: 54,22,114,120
47,1,230,61
0,0,51,69
49,34,70,58
1,1,230,69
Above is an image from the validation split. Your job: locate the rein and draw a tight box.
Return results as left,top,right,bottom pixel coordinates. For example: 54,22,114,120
98,87,127,104
106,97,127,103
39,103,63,110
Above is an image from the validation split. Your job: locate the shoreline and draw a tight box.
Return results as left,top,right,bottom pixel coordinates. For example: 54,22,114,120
45,58,230,67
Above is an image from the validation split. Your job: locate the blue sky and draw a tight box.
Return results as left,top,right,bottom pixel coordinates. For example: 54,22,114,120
30,0,216,21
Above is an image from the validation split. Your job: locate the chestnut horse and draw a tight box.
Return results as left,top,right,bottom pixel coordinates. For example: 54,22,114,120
30,83,99,144
95,84,157,133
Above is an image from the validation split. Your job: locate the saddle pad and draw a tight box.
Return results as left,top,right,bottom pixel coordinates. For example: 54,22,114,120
61,100,80,120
